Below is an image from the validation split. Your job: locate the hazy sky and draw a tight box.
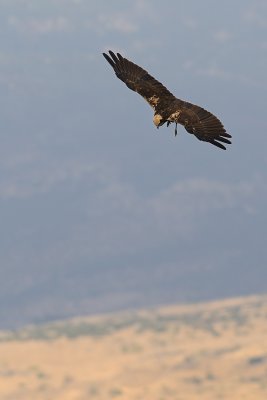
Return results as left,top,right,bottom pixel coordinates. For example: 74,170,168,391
1,0,267,326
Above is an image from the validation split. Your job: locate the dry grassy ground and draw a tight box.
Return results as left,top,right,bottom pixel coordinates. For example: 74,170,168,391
0,295,267,399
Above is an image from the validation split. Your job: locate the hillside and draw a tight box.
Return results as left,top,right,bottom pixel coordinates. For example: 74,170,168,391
0,294,267,399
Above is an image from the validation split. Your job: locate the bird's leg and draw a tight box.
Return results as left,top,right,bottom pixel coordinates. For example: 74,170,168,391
167,121,171,127
175,123,178,136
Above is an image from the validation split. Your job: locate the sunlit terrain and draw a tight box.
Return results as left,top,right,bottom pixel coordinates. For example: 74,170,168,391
0,295,267,399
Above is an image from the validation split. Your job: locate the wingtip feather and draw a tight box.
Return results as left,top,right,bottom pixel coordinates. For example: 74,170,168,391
103,51,116,68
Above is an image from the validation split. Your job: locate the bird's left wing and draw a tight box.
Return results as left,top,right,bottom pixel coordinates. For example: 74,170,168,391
103,50,176,111
177,102,232,150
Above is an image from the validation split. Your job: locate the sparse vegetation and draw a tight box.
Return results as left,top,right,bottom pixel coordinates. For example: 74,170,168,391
121,341,143,353
248,355,266,365
110,387,123,397
87,383,100,397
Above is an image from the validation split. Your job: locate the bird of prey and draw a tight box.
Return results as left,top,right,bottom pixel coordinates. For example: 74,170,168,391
103,50,231,150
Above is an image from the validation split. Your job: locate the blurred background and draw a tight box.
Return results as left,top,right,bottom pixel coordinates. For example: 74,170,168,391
0,0,267,328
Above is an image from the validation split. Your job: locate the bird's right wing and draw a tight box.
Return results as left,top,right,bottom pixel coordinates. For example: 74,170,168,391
103,51,176,111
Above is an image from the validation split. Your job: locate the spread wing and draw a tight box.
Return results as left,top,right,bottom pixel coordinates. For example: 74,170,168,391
177,102,231,150
103,50,176,111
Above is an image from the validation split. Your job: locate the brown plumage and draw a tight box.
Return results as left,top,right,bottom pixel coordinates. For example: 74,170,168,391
103,50,231,150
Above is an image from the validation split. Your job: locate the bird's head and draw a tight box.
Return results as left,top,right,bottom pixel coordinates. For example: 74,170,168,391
153,114,164,128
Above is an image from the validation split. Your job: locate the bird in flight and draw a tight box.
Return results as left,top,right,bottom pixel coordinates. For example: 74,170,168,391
103,50,231,150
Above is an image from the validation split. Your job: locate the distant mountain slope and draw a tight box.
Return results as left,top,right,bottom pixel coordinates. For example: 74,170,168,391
1,294,267,342
0,294,267,400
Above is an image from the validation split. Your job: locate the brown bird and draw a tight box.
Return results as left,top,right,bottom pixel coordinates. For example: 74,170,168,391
103,50,231,150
